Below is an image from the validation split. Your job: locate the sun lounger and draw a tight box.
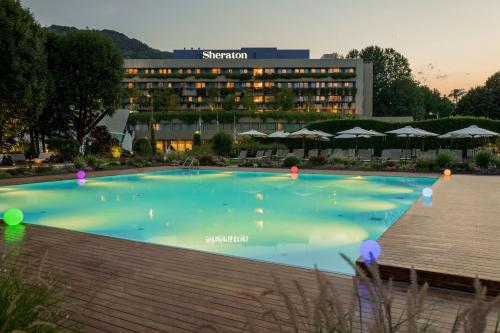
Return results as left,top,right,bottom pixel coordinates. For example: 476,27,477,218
347,149,356,158
11,153,26,165
401,149,412,160
33,152,52,164
381,149,391,160
232,150,247,160
320,149,332,159
452,150,463,163
275,149,289,159
306,149,318,159
466,149,474,160
357,149,372,162
292,148,305,160
253,150,265,159
263,150,273,159
389,149,401,161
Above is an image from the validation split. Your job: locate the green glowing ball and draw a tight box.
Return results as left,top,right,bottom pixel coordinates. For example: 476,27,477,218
3,208,24,226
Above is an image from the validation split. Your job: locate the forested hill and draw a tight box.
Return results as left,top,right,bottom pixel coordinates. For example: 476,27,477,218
48,25,173,59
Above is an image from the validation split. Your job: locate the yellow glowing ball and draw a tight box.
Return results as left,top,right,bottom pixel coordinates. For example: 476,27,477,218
443,169,451,176
2,208,24,226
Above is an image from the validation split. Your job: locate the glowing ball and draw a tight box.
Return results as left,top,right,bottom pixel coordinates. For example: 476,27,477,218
76,170,86,180
360,240,381,262
77,179,86,186
291,173,298,180
444,169,451,176
290,166,299,174
256,193,263,201
423,196,433,206
2,208,24,226
422,187,433,197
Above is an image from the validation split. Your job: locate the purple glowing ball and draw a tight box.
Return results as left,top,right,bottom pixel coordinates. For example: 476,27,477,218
76,170,86,180
360,240,381,263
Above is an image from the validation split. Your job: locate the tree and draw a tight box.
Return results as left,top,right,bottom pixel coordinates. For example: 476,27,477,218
0,0,46,152
222,94,236,111
346,46,413,116
49,29,124,146
377,78,424,119
419,86,454,119
275,88,294,111
455,86,499,119
485,71,500,114
241,89,256,111
211,131,233,157
448,88,466,105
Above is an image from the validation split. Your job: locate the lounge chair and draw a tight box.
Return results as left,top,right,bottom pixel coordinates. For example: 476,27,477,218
466,149,474,160
253,150,265,159
33,152,52,164
381,149,391,160
306,149,318,159
232,150,247,160
401,149,412,160
347,149,356,158
11,153,26,165
275,149,288,160
389,149,401,161
287,148,304,160
263,150,273,159
320,149,332,159
357,149,372,162
452,150,463,163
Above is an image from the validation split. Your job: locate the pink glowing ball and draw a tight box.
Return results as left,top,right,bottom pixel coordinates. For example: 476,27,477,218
290,166,299,174
76,170,86,180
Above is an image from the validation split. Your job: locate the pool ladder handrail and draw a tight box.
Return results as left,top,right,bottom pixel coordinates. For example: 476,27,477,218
182,156,199,169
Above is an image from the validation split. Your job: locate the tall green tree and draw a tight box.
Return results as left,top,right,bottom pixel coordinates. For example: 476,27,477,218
346,46,413,116
241,89,256,111
222,94,236,111
448,88,466,105
274,88,294,111
0,0,46,151
49,29,124,146
377,78,424,119
455,86,499,119
419,86,454,119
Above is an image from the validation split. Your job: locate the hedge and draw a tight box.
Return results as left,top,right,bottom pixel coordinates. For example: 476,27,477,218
307,116,500,153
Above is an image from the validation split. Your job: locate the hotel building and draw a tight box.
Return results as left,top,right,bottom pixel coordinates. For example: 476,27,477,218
123,48,373,151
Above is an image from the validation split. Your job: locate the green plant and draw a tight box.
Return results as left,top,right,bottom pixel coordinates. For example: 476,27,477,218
0,253,78,332
167,151,188,162
211,132,233,157
85,154,106,170
415,158,436,171
72,156,86,169
86,125,115,156
198,155,215,166
475,150,494,168
133,138,153,157
436,151,456,169
328,154,348,164
308,155,326,166
283,155,300,167
193,131,201,146
47,137,80,162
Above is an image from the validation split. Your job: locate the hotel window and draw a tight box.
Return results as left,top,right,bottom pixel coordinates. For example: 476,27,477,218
294,68,300,73
280,69,287,74
178,69,183,74
167,69,172,74
344,82,350,87
150,69,155,74
158,82,164,88
254,96,263,103
188,96,193,102
195,68,201,74
127,82,134,88
311,68,317,73
186,69,192,74
333,68,340,73
227,82,235,88
264,81,273,88
287,82,292,88
264,96,274,103
348,68,354,73
277,82,282,88
333,82,339,88
212,68,221,74
195,82,205,88
253,68,263,76
299,68,305,73
146,83,153,89
264,68,274,74
235,96,241,102
197,96,203,102
145,69,149,74
320,68,326,73
167,83,173,88
253,81,263,89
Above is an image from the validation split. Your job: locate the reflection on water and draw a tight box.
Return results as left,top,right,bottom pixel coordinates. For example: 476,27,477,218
3,224,26,243
0,170,436,275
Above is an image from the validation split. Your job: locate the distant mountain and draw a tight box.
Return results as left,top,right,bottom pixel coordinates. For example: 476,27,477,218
48,25,172,59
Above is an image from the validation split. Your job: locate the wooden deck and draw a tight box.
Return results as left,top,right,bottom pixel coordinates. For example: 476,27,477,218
360,174,500,295
1,225,499,332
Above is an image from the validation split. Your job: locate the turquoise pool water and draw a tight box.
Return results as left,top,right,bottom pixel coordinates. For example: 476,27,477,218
0,170,436,275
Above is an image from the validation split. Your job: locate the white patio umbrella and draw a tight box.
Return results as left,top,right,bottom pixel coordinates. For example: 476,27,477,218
288,128,321,150
267,131,289,139
238,129,268,138
335,134,370,139
439,125,498,139
311,130,334,138
336,127,380,151
386,126,438,150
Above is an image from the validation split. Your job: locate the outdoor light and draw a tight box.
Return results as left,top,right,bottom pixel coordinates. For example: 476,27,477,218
2,208,24,226
360,240,381,263
422,187,433,197
290,166,299,174
444,169,451,176
76,170,86,180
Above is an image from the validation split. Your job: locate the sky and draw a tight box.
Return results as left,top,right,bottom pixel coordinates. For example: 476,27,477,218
22,0,500,95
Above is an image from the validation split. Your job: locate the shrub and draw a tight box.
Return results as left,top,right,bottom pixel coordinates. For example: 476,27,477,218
327,154,348,164
133,138,152,157
168,151,188,162
415,158,436,171
436,151,455,169
283,156,301,168
47,137,80,162
87,125,115,156
198,155,215,166
85,154,106,170
211,131,233,157
193,131,201,146
475,150,494,168
72,156,86,169
308,155,326,166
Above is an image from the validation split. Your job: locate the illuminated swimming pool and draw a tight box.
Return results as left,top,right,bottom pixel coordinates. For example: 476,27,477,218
0,170,436,275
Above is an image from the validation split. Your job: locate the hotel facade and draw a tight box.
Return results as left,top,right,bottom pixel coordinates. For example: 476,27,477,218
123,48,373,151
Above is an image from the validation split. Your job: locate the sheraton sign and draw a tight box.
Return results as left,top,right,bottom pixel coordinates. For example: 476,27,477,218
202,50,248,59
